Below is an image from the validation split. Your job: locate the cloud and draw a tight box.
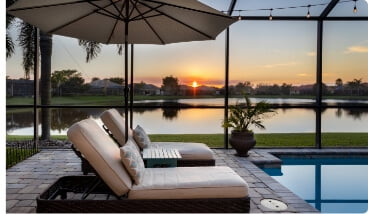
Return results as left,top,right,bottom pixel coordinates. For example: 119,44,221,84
344,46,368,54
297,73,309,77
262,62,297,69
307,52,316,57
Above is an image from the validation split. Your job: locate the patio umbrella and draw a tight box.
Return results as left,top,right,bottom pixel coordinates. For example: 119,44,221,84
7,0,237,141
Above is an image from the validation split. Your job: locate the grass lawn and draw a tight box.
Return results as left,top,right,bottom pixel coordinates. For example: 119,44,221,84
7,133,368,148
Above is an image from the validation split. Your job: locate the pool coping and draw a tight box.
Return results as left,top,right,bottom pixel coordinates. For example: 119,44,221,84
248,148,368,168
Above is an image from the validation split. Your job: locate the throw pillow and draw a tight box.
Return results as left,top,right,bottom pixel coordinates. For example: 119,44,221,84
133,125,151,149
120,139,145,185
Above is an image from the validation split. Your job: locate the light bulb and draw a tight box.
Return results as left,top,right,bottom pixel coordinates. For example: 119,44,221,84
269,9,273,20
306,5,311,18
353,5,357,13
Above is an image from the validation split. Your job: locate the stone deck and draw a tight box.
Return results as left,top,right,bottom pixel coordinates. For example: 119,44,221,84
9,148,365,213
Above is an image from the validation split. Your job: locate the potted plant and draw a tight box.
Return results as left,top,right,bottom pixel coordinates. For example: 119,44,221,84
222,95,276,157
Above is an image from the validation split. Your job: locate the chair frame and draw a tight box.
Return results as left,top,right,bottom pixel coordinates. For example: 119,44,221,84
37,176,250,213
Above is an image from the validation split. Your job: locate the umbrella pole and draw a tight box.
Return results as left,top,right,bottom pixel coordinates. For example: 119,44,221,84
124,0,129,143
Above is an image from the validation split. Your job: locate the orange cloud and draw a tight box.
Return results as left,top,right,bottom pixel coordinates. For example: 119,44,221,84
345,46,368,54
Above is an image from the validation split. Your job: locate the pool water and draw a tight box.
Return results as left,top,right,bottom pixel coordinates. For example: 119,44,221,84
262,156,368,213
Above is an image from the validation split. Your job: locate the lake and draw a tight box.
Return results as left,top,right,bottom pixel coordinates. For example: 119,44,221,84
6,98,368,135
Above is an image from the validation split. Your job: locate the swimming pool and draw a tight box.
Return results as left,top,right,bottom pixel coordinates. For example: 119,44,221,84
262,156,368,213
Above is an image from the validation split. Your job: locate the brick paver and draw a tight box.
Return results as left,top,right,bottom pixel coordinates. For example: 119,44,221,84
9,148,363,213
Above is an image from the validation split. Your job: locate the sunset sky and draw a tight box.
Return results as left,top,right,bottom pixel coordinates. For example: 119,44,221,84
5,0,368,87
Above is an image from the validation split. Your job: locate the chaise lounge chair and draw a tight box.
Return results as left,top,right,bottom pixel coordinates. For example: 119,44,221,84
77,108,216,174
37,119,250,213
101,109,215,165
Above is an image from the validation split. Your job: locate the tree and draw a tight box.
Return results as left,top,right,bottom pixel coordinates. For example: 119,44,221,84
39,32,53,140
162,75,180,95
347,78,363,96
109,77,124,85
91,77,100,82
335,78,343,95
234,81,253,95
335,78,343,87
7,0,53,140
51,69,82,96
280,83,292,95
51,70,88,95
6,0,16,59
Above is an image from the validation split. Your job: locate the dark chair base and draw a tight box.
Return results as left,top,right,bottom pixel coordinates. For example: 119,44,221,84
37,176,250,213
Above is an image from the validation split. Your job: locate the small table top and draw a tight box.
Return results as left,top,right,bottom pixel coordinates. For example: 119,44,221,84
142,148,182,160
142,148,182,168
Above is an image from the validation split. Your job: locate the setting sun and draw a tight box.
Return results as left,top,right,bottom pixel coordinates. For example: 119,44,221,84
192,81,198,88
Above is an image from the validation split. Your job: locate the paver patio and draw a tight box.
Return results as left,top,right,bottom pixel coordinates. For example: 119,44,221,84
8,148,348,213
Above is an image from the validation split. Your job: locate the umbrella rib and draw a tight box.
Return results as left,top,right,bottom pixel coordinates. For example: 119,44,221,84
7,0,100,12
106,0,126,44
145,0,234,20
134,3,165,44
108,0,126,20
87,0,123,20
139,1,214,40
130,5,164,21
129,0,139,18
48,1,120,34
132,13,162,21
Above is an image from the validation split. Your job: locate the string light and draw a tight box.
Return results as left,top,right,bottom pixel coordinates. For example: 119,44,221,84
224,0,359,20
306,5,311,18
269,8,273,20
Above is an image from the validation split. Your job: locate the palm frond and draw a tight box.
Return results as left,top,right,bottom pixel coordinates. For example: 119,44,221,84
78,40,101,62
17,22,36,78
6,33,15,59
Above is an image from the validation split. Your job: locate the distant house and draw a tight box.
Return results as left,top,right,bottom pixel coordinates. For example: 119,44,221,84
88,79,123,95
6,79,34,97
290,85,314,95
135,84,161,96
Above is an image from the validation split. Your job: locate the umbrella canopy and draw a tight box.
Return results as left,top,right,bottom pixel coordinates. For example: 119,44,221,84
7,0,236,141
7,0,236,45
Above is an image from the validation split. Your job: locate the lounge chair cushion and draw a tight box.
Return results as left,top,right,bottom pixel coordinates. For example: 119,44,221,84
128,166,248,199
100,109,134,147
133,125,151,149
151,142,214,160
120,139,145,185
67,119,132,196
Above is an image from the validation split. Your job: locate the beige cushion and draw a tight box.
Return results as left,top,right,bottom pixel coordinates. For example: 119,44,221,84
67,119,132,196
120,139,145,185
151,142,214,160
128,166,248,199
100,109,134,147
133,125,151,149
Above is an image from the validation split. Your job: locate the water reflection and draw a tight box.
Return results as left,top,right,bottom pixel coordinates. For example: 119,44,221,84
6,106,368,135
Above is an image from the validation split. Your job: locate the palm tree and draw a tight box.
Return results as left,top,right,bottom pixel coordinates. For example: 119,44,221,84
6,0,16,59
347,78,363,96
7,0,53,140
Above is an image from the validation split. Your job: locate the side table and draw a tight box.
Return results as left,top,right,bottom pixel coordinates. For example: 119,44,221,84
142,148,182,168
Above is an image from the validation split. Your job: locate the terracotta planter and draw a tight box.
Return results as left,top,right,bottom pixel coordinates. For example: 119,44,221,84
229,131,256,157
